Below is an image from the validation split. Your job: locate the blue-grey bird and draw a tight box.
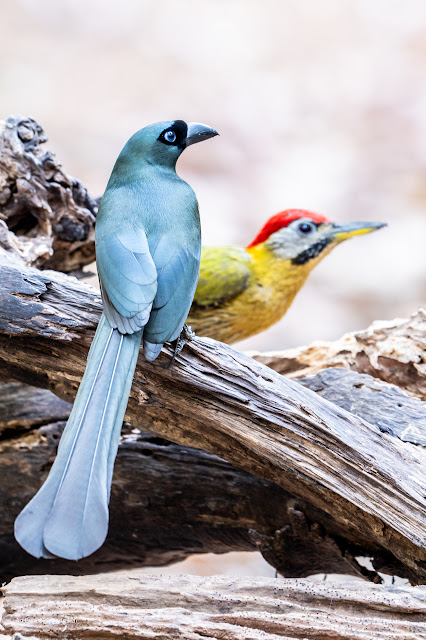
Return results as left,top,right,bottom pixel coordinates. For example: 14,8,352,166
15,120,218,560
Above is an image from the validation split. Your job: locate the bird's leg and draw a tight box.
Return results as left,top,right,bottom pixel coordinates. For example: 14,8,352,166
167,324,195,368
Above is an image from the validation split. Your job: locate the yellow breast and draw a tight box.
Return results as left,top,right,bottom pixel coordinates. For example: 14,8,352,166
188,242,325,344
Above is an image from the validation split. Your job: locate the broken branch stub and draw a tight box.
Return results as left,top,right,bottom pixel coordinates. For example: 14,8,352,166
0,115,98,272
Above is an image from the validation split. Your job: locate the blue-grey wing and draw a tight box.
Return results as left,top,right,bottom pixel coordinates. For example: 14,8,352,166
96,227,158,334
143,234,201,344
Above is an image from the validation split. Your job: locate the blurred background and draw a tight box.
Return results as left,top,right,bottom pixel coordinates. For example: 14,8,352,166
1,0,425,352
1,0,425,578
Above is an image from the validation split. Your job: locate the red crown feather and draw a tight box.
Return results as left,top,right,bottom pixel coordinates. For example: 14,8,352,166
247,209,330,248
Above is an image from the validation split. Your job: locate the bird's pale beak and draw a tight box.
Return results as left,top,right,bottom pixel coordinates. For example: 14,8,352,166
327,221,387,242
186,123,219,146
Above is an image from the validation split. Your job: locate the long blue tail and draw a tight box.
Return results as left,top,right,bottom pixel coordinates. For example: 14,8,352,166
14,314,141,560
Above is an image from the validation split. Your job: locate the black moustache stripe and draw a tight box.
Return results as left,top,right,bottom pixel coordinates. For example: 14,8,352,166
292,237,331,265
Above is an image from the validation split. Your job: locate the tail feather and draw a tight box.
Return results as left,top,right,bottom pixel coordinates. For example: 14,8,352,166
14,314,141,560
105,335,141,499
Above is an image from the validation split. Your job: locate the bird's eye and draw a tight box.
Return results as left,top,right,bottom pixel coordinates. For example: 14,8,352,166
164,130,176,143
297,222,315,234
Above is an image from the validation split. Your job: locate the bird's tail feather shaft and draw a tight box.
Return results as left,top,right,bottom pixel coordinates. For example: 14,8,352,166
14,313,141,560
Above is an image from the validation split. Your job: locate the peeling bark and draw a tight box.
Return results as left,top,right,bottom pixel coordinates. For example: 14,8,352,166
252,308,426,400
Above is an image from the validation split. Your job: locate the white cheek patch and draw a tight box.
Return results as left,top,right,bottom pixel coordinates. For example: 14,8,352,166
265,229,308,260
265,228,329,262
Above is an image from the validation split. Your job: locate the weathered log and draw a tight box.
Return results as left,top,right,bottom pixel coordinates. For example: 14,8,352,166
1,259,426,583
0,381,70,438
252,308,426,400
0,115,98,272
0,408,374,584
0,411,269,583
2,573,426,640
300,367,426,446
4,369,423,583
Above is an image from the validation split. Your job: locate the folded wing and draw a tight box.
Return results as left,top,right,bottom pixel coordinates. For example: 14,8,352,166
96,226,158,334
143,233,201,346
192,246,252,308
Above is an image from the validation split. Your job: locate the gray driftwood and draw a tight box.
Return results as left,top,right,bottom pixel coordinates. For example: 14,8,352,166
2,573,426,640
1,258,426,583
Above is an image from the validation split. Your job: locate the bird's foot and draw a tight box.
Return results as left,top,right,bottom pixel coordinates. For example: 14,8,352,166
167,324,195,368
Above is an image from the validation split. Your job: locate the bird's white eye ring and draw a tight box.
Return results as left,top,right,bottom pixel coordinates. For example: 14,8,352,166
164,130,176,143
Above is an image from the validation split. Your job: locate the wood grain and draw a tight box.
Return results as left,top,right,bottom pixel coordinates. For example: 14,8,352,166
4,370,423,582
1,258,426,582
2,573,426,639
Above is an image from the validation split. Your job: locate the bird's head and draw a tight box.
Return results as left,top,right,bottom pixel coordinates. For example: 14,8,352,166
115,120,219,171
247,209,386,266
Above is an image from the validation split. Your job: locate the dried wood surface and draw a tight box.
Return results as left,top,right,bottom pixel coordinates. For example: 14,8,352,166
2,573,426,640
0,115,97,272
0,381,71,438
1,258,426,583
252,308,426,400
4,369,425,582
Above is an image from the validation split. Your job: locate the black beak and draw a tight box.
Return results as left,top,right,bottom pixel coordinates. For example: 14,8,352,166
186,123,219,146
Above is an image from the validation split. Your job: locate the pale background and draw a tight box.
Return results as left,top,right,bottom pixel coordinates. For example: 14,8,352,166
2,0,426,352
1,0,425,577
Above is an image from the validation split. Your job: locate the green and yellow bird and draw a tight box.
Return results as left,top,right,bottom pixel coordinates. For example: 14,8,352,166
188,209,385,344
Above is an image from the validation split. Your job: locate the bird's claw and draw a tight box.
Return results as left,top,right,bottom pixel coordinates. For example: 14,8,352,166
167,324,195,368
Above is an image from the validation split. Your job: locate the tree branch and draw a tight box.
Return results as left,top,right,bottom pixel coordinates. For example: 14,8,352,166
4,374,415,583
1,258,426,583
